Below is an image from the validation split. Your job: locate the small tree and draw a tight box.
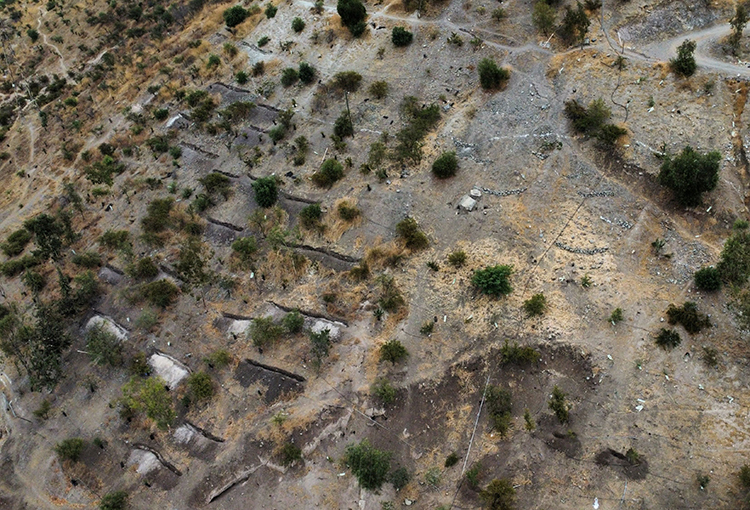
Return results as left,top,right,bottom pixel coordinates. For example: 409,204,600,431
694,266,721,291
299,203,323,230
396,217,429,250
670,39,697,77
279,442,302,466
312,159,344,188
478,58,510,90
337,0,367,35
718,229,750,284
99,491,128,510
523,293,547,317
281,68,299,87
730,6,749,55
141,280,179,308
122,376,175,429
291,17,306,32
392,26,413,47
250,316,283,347
252,176,279,207
371,377,396,404
187,371,214,401
472,265,513,297
548,385,569,424
658,146,720,206
380,339,408,364
282,309,305,334
559,2,589,47
345,439,392,490
55,438,85,462
298,62,315,84
481,478,516,510
310,328,332,366
532,1,556,35
655,328,681,350
432,151,458,178
86,324,123,367
223,6,249,27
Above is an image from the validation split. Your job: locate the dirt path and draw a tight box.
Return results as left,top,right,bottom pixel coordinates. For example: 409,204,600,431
36,15,68,76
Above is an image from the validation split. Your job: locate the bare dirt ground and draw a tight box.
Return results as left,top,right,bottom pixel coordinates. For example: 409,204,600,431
3,0,750,508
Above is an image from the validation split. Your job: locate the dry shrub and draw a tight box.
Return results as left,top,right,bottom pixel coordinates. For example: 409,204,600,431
261,249,308,284
324,198,362,242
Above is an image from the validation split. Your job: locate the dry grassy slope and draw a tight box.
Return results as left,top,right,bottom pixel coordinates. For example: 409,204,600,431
1,0,750,508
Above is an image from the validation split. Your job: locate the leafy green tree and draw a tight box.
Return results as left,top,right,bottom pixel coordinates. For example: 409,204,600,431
658,146,720,206
670,39,697,77
224,6,250,27
718,229,750,284
99,491,129,510
281,68,299,87
250,316,283,347
472,265,513,297
559,2,589,47
252,176,279,207
478,58,510,90
300,204,323,230
54,438,84,461
27,29,39,42
24,213,66,260
392,26,413,47
345,439,392,490
337,0,367,35
333,110,354,138
380,339,408,364
396,217,428,250
141,279,179,308
2,229,32,257
122,376,175,429
655,328,681,350
231,236,258,268
486,386,513,436
432,151,458,178
730,6,749,54
694,266,722,291
310,328,332,366
279,442,302,466
282,309,305,333
532,1,555,35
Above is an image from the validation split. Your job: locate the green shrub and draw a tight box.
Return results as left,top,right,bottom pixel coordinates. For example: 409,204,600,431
224,5,250,27
187,371,213,401
372,377,396,404
312,159,344,188
432,151,458,178
141,198,173,233
122,376,175,429
670,39,697,77
523,293,547,317
395,217,428,250
333,71,363,92
292,16,305,32
345,439,391,490
486,385,512,436
54,438,85,461
694,266,721,291
333,110,354,138
231,236,258,268
391,26,413,47
419,321,434,335
337,0,367,35
609,307,624,324
2,229,31,257
250,316,283,347
499,340,539,366
445,452,459,467
380,339,408,364
33,399,52,420
265,3,277,18
338,202,360,221
21,269,45,293
298,62,315,84
257,35,270,47
310,328,332,365
252,176,278,207
72,251,102,268
281,67,299,87
141,279,179,308
393,97,441,163
279,442,302,466
389,466,410,490
718,230,750,284
153,108,169,121
466,462,482,490
447,250,467,268
478,58,510,90
99,491,128,510
369,80,388,99
129,257,159,280
559,2,590,46
86,324,123,367
472,265,513,297
548,385,569,424
658,146,720,206
378,275,404,311
27,28,39,42
666,302,710,334
200,172,232,199
740,464,750,489
1,255,41,277
204,349,231,369
282,309,305,334
481,479,515,510
100,229,130,250
300,203,323,229
655,328,681,350
146,136,169,154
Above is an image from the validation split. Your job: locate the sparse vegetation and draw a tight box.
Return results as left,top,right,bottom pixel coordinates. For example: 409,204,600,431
448,250,467,268
445,452,459,467
666,302,710,334
55,438,85,462
548,385,569,424
655,328,681,350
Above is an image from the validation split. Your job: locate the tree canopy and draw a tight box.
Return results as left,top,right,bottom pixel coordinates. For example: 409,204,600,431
658,146,720,206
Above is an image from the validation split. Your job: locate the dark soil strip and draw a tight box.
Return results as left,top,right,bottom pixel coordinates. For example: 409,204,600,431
104,263,124,275
178,142,219,159
206,217,244,232
212,169,240,179
245,359,306,382
291,244,359,263
222,312,254,320
207,81,252,94
132,444,182,476
185,420,225,443
268,300,349,327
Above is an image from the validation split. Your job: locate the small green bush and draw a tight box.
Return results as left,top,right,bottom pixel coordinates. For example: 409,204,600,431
312,159,344,188
655,328,681,350
121,376,175,429
281,67,299,87
279,442,302,466
658,145,720,207
548,385,569,424
378,275,404,311
300,203,323,230
236,70,249,84
380,339,408,364
670,39,697,77
395,217,428,250
391,26,413,47
72,251,102,268
372,377,396,404
141,198,173,233
2,229,31,257
694,266,721,291
187,371,213,401
86,324,123,367
153,108,169,120
432,151,458,178
27,28,39,42
445,452,459,468
333,71,363,92
252,176,279,207
739,464,750,489
1,255,41,277
344,439,391,490
282,309,305,334
292,17,305,32
389,466,410,491
609,307,624,324
99,491,128,510
265,4,277,18
333,110,354,138
472,265,513,297
666,302,710,334
298,62,315,84
205,349,231,369
257,36,270,47
338,202,360,221
478,58,510,90
481,479,516,510
100,229,130,250
224,5,250,27
369,80,388,99
447,250,467,267
200,172,232,199
523,293,547,317
231,236,258,268
486,385,512,436
466,463,482,490
129,257,159,280
250,316,283,347
141,279,179,308
54,438,85,462
499,340,539,366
